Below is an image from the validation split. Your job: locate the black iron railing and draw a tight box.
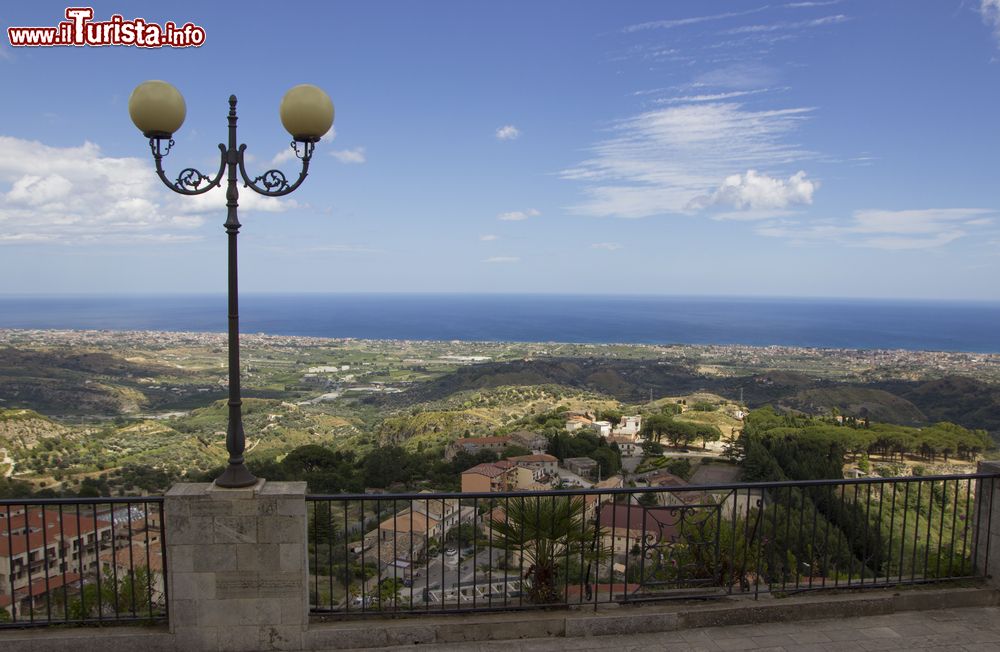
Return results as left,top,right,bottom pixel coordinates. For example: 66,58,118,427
307,472,997,615
0,496,167,628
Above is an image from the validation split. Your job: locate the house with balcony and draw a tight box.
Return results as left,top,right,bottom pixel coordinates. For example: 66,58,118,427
606,435,640,456
505,453,558,480
460,461,535,493
0,507,113,618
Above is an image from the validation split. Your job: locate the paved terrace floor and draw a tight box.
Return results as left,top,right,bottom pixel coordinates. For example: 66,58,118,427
338,605,1000,652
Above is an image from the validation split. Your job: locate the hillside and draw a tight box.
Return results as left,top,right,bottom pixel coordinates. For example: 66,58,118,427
377,385,620,452
877,376,1000,433
0,347,179,415
378,359,1000,437
0,408,70,449
783,386,927,425
377,358,731,406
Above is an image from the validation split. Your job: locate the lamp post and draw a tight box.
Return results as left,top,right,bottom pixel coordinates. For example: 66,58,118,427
129,80,334,488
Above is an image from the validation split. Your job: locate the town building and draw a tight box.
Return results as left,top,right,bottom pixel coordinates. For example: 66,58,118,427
507,430,549,454
592,421,613,437
564,415,593,433
606,435,640,456
0,506,114,618
461,462,515,493
562,457,599,480
410,492,466,537
597,504,680,555
584,475,623,516
460,460,543,493
504,453,558,479
613,415,643,437
444,436,510,461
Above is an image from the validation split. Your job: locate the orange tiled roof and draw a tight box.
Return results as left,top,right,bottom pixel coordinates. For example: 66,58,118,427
507,454,557,463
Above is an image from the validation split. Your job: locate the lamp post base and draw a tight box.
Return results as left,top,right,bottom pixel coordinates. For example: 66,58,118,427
214,462,258,488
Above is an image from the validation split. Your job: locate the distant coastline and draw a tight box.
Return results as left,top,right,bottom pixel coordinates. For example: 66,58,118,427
0,293,998,354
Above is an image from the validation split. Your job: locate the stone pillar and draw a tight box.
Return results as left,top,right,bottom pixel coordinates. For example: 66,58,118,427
974,462,1000,586
164,481,308,652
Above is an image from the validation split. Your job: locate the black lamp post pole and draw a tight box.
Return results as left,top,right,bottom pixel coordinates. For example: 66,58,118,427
216,96,254,487
147,95,316,488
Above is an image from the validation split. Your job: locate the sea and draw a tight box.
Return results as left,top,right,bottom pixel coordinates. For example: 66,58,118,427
0,294,998,354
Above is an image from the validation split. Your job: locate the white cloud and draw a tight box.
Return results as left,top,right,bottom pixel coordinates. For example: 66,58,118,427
497,208,540,221
305,244,382,253
710,209,800,222
982,0,1000,43
480,234,499,241
757,208,994,250
0,135,296,245
271,149,296,166
658,89,774,104
723,14,850,35
561,102,814,219
623,6,768,32
495,125,521,140
688,169,817,212
0,232,202,245
171,182,297,215
6,173,73,205
591,242,623,251
483,256,519,263
785,1,842,7
330,147,366,164
694,63,780,90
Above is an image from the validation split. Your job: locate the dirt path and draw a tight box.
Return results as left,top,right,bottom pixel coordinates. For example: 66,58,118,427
0,448,13,478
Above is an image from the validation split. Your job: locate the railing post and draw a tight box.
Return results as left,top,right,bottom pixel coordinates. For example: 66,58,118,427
974,463,1000,586
164,480,308,652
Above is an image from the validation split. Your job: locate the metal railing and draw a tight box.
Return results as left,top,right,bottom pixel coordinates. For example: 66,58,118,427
307,472,997,616
0,496,167,628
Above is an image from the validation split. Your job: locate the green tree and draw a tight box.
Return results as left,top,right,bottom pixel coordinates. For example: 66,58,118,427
598,409,623,424
694,424,722,449
640,414,674,443
490,496,604,603
590,447,621,479
501,444,532,459
641,440,665,456
61,567,161,620
637,492,659,507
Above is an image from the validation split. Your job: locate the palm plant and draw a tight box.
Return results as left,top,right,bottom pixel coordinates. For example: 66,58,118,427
489,495,603,603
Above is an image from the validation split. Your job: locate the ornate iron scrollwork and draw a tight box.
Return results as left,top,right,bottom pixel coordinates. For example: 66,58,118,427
237,142,313,197
634,499,723,596
175,167,217,192
292,140,315,160
147,138,175,158
248,169,291,194
148,141,226,196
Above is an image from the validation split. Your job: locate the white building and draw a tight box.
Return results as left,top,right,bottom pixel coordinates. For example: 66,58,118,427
592,421,612,437
613,415,643,438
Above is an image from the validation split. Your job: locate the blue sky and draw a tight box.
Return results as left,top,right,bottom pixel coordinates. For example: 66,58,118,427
1,1,999,299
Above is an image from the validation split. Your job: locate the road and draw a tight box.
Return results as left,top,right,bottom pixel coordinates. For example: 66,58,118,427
404,546,522,607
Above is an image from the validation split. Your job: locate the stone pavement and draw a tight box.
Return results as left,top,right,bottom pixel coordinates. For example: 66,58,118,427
337,606,1000,651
